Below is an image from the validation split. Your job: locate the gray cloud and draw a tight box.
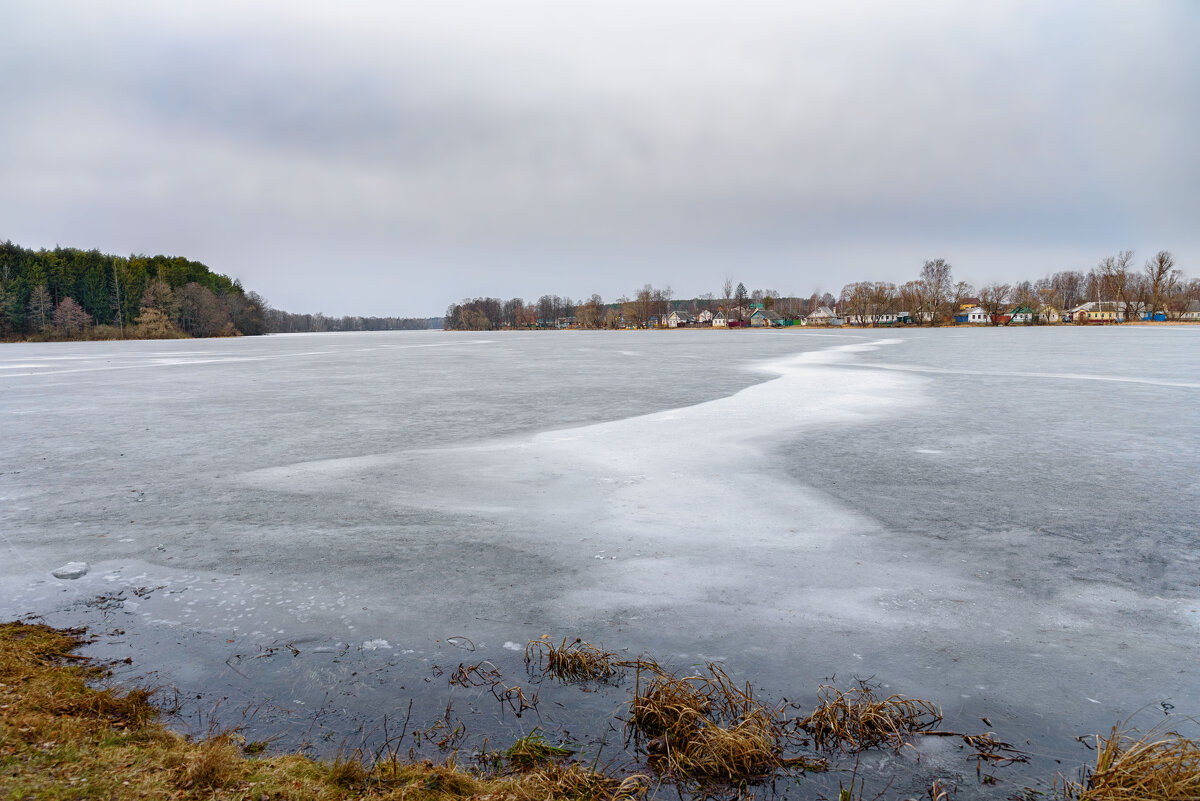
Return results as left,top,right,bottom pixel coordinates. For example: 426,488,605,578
2,1,1197,315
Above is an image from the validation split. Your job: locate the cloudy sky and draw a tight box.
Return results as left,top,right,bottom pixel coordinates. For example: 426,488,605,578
3,2,1197,316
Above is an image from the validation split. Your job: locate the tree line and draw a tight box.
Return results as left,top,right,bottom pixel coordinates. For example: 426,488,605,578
0,241,431,341
265,310,440,333
445,284,831,330
445,251,1197,330
839,251,1193,326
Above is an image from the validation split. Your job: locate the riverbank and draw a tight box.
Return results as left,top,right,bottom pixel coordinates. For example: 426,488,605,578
0,621,646,800
6,621,1200,801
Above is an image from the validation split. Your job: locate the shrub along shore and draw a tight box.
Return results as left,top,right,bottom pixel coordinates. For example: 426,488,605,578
3,622,1198,800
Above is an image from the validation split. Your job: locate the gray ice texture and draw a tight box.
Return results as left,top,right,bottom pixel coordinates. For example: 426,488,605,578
1,327,1197,795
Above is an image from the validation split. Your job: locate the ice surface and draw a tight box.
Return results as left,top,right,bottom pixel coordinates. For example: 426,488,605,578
2,327,1198,797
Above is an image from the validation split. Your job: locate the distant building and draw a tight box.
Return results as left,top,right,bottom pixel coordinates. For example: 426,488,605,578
749,308,783,327
803,306,843,326
1067,301,1124,322
1036,306,1062,323
1007,305,1034,324
667,310,696,328
954,306,989,324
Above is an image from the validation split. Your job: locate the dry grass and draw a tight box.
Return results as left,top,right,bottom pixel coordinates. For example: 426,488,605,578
373,758,647,801
628,659,711,739
626,659,823,782
10,619,1188,800
514,762,647,801
328,754,371,787
800,684,942,753
526,637,621,682
1067,723,1200,801
0,619,644,800
171,733,244,790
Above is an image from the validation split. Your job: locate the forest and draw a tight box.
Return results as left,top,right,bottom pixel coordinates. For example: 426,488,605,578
0,241,430,340
444,252,1198,330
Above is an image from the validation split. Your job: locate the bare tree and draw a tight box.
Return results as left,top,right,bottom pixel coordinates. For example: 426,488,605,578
500,297,522,328
631,285,655,328
27,284,52,332
840,282,869,326
1144,250,1179,320
111,264,125,337
656,285,674,325
1050,270,1084,310
1120,274,1149,321
176,282,232,336
536,295,555,326
1011,280,1037,309
919,259,953,325
868,282,898,322
952,281,976,316
722,278,733,311
899,280,923,322
576,294,604,328
978,283,1011,326
1098,250,1134,320
52,296,92,336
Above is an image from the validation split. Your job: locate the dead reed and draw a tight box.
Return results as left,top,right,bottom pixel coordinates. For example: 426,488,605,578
1067,723,1200,801
800,684,942,753
626,659,822,782
172,734,244,790
509,762,648,801
449,660,503,688
627,659,711,739
525,637,621,682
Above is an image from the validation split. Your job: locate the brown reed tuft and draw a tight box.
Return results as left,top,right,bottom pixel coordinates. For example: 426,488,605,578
800,684,942,753
627,659,823,781
1066,723,1200,801
526,637,621,682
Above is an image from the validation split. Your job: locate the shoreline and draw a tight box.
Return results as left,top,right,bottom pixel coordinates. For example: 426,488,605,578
5,619,1196,800
4,319,1197,344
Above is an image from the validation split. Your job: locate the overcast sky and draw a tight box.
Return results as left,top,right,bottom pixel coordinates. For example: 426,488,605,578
3,2,1197,316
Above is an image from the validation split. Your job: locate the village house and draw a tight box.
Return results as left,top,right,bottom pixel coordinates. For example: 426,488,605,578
863,311,903,325
1067,301,1124,322
749,308,783,327
1037,305,1062,323
1181,300,1200,321
667,310,696,328
954,306,990,324
1007,305,1034,324
803,306,843,326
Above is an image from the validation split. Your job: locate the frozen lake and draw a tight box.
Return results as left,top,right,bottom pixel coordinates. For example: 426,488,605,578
2,327,1198,798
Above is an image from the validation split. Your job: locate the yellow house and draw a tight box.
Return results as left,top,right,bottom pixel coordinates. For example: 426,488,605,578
1069,301,1124,322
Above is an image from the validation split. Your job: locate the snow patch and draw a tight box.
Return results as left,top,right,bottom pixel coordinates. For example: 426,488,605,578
52,562,89,580
361,639,392,650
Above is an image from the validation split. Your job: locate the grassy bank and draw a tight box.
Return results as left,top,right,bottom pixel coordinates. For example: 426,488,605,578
0,622,644,800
